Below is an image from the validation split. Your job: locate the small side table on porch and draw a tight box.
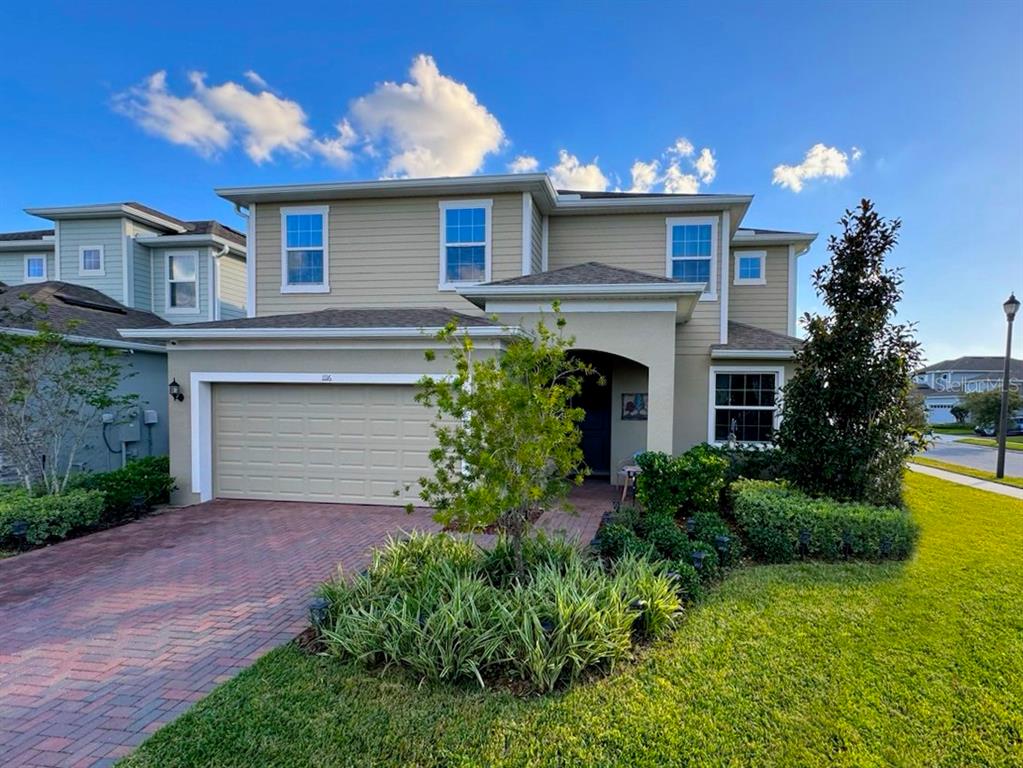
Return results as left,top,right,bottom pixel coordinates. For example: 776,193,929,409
618,464,641,504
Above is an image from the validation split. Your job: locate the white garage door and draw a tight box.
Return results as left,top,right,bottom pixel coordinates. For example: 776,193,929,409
213,383,434,504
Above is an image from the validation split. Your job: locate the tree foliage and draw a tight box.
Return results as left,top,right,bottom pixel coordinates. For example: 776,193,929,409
413,307,597,575
949,403,970,425
961,389,1023,431
777,200,925,507
0,299,137,494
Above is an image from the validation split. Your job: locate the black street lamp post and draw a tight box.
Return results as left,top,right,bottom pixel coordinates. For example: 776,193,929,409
996,293,1020,479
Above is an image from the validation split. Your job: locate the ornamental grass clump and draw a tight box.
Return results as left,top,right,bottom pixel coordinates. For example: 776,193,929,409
317,531,680,693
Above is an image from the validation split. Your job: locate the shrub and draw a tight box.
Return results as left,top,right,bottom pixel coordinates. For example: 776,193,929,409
664,560,703,602
595,522,649,560
688,510,741,566
0,489,105,547
70,456,175,525
709,444,786,484
732,479,919,563
480,530,581,587
644,515,690,561
319,532,679,693
635,445,728,517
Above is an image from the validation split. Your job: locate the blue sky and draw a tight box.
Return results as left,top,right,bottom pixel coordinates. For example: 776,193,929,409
1,0,1020,361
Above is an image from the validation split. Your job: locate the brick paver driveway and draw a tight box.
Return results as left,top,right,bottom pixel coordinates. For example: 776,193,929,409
0,500,440,768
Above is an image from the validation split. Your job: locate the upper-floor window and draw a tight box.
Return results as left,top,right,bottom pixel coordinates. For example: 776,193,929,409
666,217,716,299
281,206,329,293
79,245,104,275
24,255,46,282
711,368,782,443
439,200,491,288
166,251,199,312
734,251,766,285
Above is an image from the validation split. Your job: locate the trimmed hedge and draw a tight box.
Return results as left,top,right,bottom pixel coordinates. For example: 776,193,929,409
0,489,105,547
70,456,175,525
635,446,729,516
732,479,918,562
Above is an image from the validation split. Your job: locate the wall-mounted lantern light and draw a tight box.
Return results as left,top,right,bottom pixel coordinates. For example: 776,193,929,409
169,379,184,402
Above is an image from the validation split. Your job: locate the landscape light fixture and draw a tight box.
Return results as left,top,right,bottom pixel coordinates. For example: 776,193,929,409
996,292,1020,479
168,379,184,402
691,550,707,570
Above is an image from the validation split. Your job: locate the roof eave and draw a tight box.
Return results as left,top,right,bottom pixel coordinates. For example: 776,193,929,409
24,204,188,233
457,282,705,300
135,233,246,256
0,239,55,251
1,326,166,353
710,349,798,360
118,325,523,341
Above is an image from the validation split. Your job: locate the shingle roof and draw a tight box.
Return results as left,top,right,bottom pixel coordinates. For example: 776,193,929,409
0,229,54,241
0,282,168,345
559,189,724,199
179,220,246,246
917,356,1023,376
483,262,674,287
711,322,803,351
166,308,499,331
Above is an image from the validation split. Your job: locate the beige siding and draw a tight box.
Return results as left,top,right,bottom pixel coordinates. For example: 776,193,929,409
548,213,670,275
253,193,522,316
729,246,790,334
530,203,543,273
217,254,247,319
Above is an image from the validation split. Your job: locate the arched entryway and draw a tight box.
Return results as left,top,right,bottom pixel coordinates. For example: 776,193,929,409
570,349,649,483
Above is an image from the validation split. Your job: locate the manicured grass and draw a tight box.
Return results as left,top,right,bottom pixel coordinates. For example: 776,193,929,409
957,436,1023,451
910,456,1023,489
121,473,1023,768
931,424,975,435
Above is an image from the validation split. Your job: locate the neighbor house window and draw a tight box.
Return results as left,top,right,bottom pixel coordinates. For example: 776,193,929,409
666,217,716,297
24,255,46,282
734,251,766,285
166,251,198,311
281,206,329,292
440,200,491,287
79,245,104,275
711,369,782,443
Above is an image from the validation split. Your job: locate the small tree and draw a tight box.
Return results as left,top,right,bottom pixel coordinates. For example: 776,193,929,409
950,403,970,425
961,389,1023,432
0,300,137,494
777,200,926,507
413,307,597,576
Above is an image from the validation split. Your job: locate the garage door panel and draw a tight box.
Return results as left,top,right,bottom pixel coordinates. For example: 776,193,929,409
213,383,432,505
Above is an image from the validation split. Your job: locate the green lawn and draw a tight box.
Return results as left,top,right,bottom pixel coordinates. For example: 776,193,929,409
121,473,1023,768
931,424,975,435
910,455,1023,489
957,436,1023,451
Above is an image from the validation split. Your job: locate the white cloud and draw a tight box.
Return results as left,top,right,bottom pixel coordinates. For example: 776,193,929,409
508,154,539,173
772,143,855,192
189,72,312,163
629,159,660,193
112,71,230,157
311,119,358,167
851,146,863,161
663,163,700,194
548,149,609,191
694,148,716,184
243,70,270,90
669,137,695,158
348,54,505,177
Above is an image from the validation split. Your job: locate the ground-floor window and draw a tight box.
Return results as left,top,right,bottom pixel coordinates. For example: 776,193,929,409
711,368,782,443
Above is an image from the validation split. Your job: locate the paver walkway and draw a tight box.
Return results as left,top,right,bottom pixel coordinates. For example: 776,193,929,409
0,484,613,767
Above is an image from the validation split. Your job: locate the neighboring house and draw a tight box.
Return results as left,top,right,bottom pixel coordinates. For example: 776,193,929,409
0,202,247,481
914,356,1023,424
0,202,248,323
119,174,815,507
0,282,170,480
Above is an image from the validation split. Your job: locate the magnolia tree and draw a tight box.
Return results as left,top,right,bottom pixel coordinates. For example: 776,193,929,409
777,200,926,507
412,307,598,575
0,302,136,494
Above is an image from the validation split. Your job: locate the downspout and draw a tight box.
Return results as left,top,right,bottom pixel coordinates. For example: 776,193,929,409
211,242,229,321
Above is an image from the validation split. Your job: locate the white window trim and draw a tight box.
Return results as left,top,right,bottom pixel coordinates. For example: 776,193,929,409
707,365,785,445
439,199,493,291
78,244,105,276
665,216,717,301
164,250,202,316
188,371,440,501
280,205,330,294
23,254,47,283
733,250,767,286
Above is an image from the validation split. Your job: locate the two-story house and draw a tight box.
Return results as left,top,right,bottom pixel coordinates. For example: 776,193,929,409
0,202,247,476
913,356,1023,424
119,174,815,507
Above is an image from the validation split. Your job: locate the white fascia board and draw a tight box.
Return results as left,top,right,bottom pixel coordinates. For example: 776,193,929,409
1,326,165,353
710,348,797,360
458,282,705,300
733,231,817,254
136,233,245,255
118,325,524,341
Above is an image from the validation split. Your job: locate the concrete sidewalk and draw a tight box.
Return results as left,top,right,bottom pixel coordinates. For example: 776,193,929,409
907,463,1023,500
